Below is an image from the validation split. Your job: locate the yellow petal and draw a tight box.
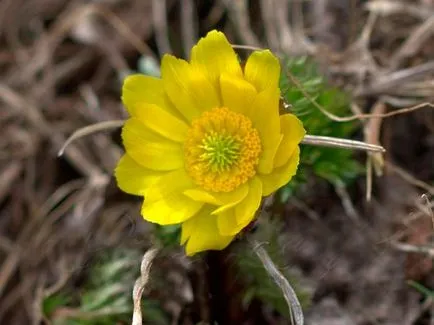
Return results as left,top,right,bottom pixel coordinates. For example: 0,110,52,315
141,169,203,225
273,114,306,168
134,103,189,142
146,168,194,202
217,177,262,236
115,154,164,196
216,208,238,237
184,183,248,208
190,30,243,88
183,189,220,205
244,50,280,92
122,74,180,118
181,206,235,255
249,87,281,174
220,73,257,116
161,54,220,122
235,177,262,225
122,118,183,171
211,184,249,215
141,194,202,225
260,146,301,196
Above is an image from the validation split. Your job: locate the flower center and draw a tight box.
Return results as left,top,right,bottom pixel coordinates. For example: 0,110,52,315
184,107,261,192
200,132,240,172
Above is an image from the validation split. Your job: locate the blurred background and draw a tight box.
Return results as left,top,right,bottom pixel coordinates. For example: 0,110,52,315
0,0,433,324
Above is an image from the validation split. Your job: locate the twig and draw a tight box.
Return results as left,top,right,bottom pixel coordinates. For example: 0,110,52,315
0,161,22,205
391,15,434,69
381,96,423,108
286,71,434,121
180,0,197,57
290,197,320,221
249,239,304,325
349,0,358,44
0,251,20,297
222,0,260,46
357,61,434,96
420,194,434,229
259,0,279,50
365,1,434,19
132,248,159,325
301,135,385,152
0,83,105,179
20,3,155,80
366,156,373,202
415,194,434,232
58,120,124,157
152,0,172,55
0,236,13,253
0,179,85,299
233,43,428,122
202,1,226,30
364,100,386,201
391,241,434,258
53,307,132,321
312,0,331,46
231,44,265,52
275,0,293,53
359,10,378,45
334,182,360,222
290,0,315,54
385,161,434,196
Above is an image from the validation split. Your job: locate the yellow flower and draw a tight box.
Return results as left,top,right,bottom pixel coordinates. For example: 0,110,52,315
115,30,305,255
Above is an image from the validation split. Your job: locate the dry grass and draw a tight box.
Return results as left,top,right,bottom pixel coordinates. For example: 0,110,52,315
0,0,433,324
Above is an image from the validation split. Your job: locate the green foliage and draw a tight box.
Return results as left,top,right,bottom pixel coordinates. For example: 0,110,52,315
43,293,72,318
233,218,311,319
408,280,434,298
153,224,182,248
279,57,364,200
43,248,169,325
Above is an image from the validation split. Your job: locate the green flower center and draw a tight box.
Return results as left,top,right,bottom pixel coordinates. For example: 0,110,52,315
200,132,240,172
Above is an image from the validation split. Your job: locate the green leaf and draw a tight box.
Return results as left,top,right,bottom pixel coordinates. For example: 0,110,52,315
279,56,364,200
154,224,181,248
408,280,434,297
43,248,170,325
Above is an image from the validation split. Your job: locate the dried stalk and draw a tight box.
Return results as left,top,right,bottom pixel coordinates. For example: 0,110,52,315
132,248,159,325
180,0,197,57
58,120,124,156
391,241,434,258
0,83,105,179
358,61,434,96
364,100,386,201
20,3,155,81
386,162,434,196
249,239,304,325
302,135,385,152
259,0,279,50
286,71,434,122
152,0,172,55
334,182,360,222
391,15,434,68
222,0,260,46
